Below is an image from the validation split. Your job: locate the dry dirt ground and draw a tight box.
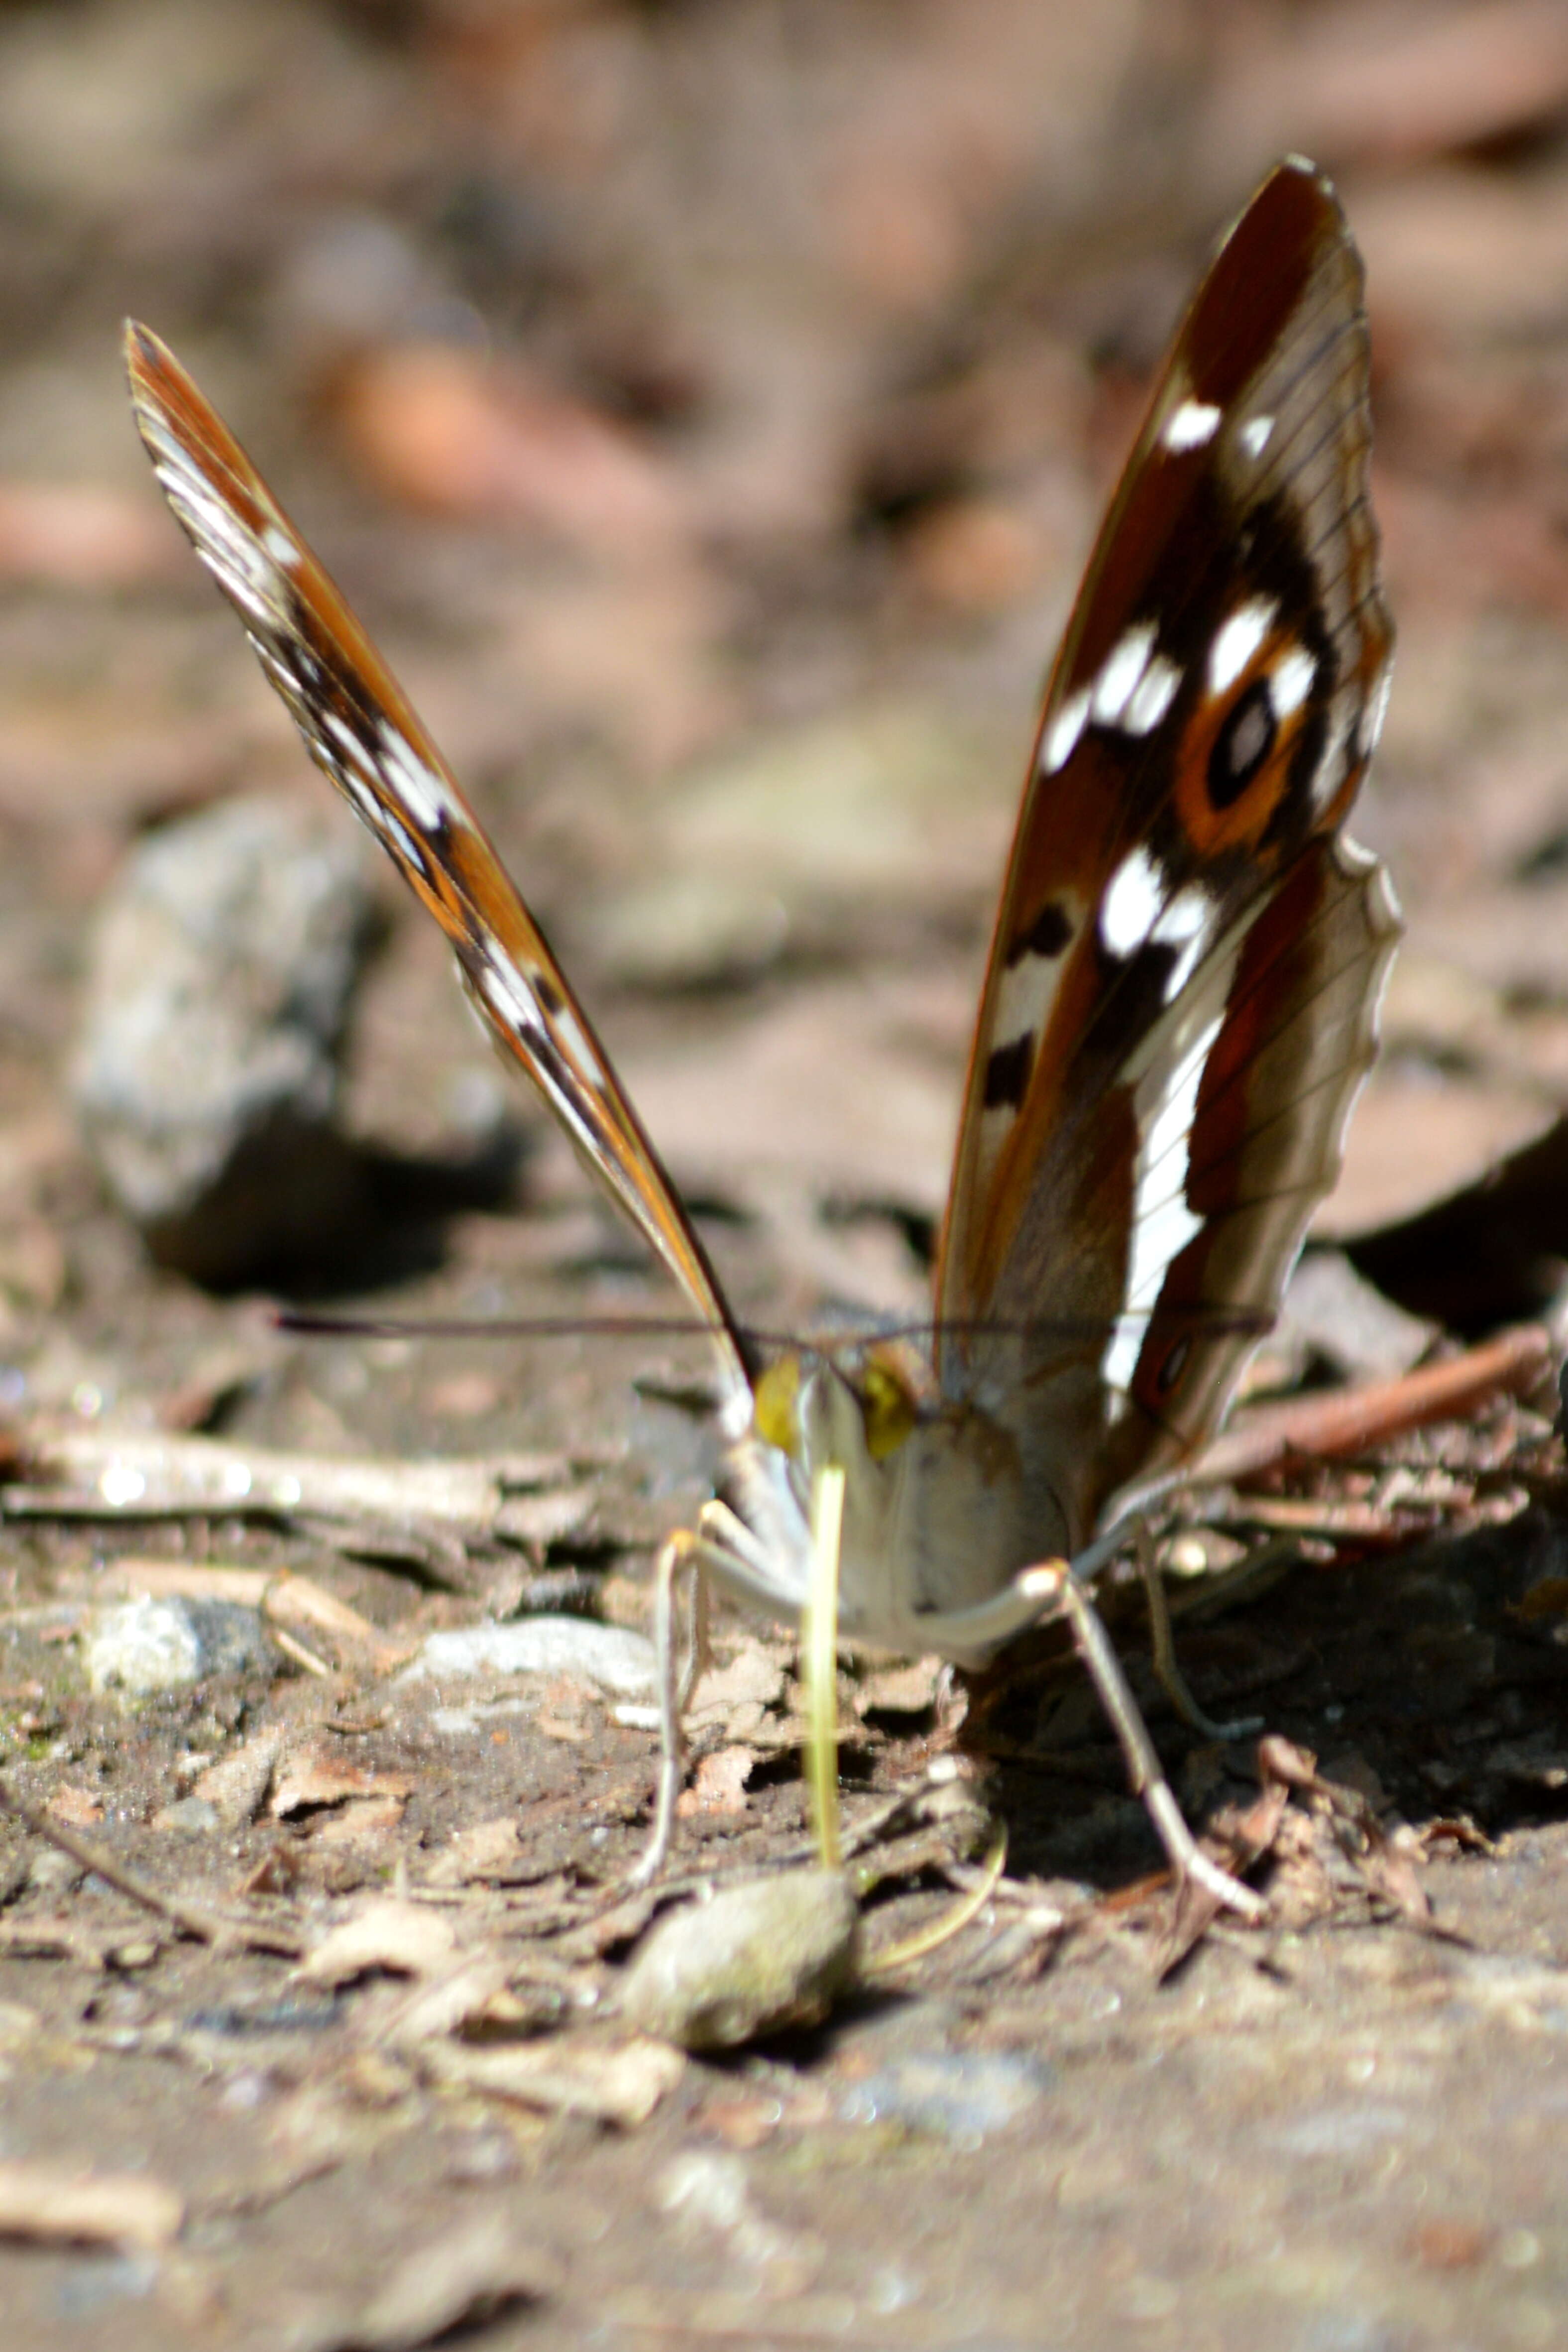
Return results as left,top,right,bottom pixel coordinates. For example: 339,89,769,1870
6,6,1568,2349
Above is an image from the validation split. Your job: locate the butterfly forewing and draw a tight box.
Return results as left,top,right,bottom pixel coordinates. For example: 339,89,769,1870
935,160,1398,1533
124,323,752,1413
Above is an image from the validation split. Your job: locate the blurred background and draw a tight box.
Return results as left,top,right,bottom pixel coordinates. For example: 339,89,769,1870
1,0,1568,1432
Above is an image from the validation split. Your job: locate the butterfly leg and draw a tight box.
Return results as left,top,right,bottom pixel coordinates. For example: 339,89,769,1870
901,1554,1267,1920
682,1561,714,1709
1133,1523,1264,1744
625,1525,703,1889
626,1503,750,1887
1025,1560,1268,1922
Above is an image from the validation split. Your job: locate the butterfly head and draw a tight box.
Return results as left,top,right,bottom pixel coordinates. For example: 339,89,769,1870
749,1337,928,1474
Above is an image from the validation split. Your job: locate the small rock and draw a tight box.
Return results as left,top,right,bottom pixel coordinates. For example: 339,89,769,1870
836,2050,1055,2141
402,1618,658,1698
86,1595,274,1701
26,1848,84,1895
152,1796,221,1836
621,1869,859,2051
71,790,374,1284
107,1939,160,1971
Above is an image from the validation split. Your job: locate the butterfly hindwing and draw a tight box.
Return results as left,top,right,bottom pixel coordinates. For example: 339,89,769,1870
935,160,1398,1534
123,323,753,1412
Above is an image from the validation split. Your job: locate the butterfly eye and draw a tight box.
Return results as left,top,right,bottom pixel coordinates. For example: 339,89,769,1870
859,1359,918,1461
1208,677,1277,809
752,1355,802,1454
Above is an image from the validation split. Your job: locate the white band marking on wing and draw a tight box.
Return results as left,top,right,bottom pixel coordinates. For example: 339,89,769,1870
1101,1009,1222,1397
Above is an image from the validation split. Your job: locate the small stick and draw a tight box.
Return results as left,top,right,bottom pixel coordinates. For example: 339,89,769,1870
268,1625,334,1678
1,1420,568,1537
0,1775,303,1956
1192,1323,1552,1487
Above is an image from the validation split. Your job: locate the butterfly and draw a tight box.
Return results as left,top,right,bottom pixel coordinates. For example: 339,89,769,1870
125,155,1398,1910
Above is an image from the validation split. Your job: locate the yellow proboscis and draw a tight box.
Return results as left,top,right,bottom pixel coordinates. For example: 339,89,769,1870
803,1461,846,1870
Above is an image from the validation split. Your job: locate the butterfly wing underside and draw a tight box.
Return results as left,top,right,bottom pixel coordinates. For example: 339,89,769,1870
123,323,753,1416
934,160,1400,1541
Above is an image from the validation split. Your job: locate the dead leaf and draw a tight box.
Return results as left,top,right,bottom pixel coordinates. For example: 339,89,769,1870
0,2157,183,2250
677,1746,756,1818
379,1955,520,2049
424,1816,525,1887
291,2212,559,2352
46,1785,103,1829
856,1657,943,1716
192,1727,287,1829
311,1794,410,1843
688,1647,788,1719
421,2032,683,2127
299,1897,460,1987
492,1486,595,1548
272,1750,415,1819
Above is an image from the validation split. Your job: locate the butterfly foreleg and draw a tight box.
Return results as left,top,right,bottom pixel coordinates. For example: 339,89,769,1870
1132,1521,1264,1745
626,1526,702,1889
625,1501,755,1888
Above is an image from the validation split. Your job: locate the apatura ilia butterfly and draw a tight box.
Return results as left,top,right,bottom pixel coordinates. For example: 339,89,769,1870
125,156,1399,1908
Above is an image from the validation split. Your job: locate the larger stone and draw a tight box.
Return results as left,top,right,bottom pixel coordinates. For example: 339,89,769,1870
621,1869,859,2051
71,791,373,1284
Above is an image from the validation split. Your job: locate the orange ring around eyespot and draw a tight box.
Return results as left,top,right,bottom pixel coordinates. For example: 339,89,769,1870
1171,622,1316,856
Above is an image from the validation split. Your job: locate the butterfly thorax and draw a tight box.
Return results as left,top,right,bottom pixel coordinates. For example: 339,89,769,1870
707,1341,1075,1665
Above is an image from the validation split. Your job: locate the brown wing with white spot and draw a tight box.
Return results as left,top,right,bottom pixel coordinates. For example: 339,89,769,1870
124,323,753,1412
933,161,1398,1536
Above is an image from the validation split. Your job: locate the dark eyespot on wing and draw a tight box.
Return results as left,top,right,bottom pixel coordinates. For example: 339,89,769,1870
1006,901,1073,965
1208,677,1277,809
983,1032,1034,1111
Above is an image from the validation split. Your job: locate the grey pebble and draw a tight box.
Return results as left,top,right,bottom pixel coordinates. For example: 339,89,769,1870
836,2049,1056,2141
402,1618,658,1697
86,1595,275,1701
71,790,374,1284
27,1846,84,1895
621,1869,859,2051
